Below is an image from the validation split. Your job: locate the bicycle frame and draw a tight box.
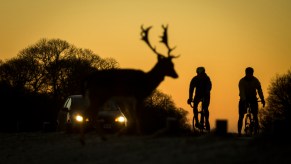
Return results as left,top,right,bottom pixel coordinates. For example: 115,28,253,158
190,99,207,133
244,103,254,136
244,100,261,136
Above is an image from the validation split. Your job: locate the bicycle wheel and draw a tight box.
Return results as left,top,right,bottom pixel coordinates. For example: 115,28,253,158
192,116,195,132
249,121,254,136
244,115,253,136
192,115,202,134
199,112,204,133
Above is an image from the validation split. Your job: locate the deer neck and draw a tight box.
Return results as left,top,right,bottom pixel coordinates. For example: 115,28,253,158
147,64,165,87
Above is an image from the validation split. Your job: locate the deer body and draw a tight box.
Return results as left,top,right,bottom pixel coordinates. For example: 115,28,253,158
80,25,179,143
85,58,178,101
86,70,155,99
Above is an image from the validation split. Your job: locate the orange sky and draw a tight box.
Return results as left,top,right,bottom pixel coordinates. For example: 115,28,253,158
1,0,291,132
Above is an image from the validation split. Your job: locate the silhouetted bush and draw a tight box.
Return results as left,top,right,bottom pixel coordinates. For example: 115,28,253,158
0,81,57,132
260,69,291,137
140,90,190,135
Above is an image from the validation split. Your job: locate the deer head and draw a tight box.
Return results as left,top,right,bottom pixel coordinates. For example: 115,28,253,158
141,25,179,78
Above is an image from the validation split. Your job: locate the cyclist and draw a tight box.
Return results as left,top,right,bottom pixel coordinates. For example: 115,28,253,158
238,67,265,136
187,66,212,130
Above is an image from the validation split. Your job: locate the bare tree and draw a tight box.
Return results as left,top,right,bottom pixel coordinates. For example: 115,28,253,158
15,38,119,99
0,57,39,93
0,38,120,132
17,39,71,95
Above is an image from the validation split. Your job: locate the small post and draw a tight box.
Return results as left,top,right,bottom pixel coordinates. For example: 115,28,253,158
215,119,228,136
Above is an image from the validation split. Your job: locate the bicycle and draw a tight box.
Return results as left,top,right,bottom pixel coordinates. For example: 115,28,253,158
190,99,209,134
244,100,261,136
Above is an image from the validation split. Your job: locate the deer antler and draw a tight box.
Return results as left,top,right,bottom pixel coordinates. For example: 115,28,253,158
160,25,176,57
141,25,163,57
141,25,179,58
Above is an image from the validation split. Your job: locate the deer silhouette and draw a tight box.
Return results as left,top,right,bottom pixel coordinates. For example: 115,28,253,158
81,25,179,143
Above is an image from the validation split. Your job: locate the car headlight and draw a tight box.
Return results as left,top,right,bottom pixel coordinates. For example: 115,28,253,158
75,114,84,122
115,116,126,123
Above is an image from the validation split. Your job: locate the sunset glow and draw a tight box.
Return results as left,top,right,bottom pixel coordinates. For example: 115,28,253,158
1,0,291,132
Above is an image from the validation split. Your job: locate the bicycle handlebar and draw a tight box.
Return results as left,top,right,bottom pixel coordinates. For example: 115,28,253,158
244,99,265,108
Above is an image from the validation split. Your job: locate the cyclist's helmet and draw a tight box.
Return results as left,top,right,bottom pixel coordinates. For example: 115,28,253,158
196,67,205,74
245,67,254,75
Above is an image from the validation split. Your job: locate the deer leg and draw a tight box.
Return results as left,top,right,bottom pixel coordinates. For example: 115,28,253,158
79,121,85,145
79,105,93,145
81,96,107,144
93,114,107,141
135,102,143,135
114,97,139,135
91,99,107,141
118,101,135,135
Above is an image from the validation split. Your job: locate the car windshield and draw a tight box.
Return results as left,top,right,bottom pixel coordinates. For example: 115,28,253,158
69,96,87,110
102,100,120,111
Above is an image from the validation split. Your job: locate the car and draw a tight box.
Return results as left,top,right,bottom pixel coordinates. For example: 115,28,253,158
57,95,127,133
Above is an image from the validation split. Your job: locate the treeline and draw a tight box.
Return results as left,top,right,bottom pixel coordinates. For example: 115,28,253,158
1,38,290,136
0,38,189,133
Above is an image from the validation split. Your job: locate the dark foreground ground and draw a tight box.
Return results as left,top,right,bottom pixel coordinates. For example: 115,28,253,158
0,131,290,164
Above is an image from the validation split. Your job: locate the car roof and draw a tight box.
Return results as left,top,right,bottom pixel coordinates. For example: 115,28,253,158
65,95,122,112
68,95,83,99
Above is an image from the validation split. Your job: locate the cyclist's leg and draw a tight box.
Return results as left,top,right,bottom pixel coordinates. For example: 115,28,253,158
251,101,259,134
238,100,246,135
193,97,201,128
203,109,210,131
200,112,204,125
202,95,210,131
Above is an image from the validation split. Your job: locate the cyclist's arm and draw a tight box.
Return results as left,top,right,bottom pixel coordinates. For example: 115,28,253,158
256,83,264,101
256,79,265,106
239,79,246,101
188,78,196,104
